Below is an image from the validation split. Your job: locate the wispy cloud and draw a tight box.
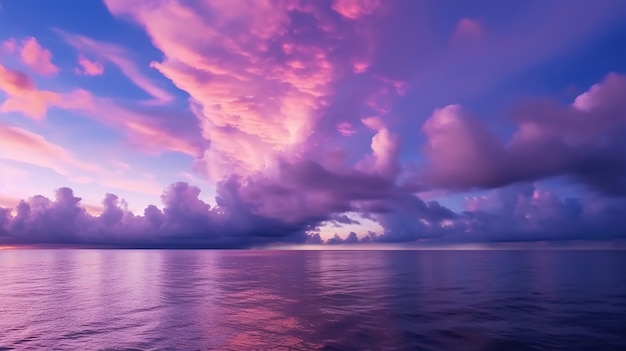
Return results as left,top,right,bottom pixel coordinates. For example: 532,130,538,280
57,29,173,104
0,122,102,175
0,64,93,119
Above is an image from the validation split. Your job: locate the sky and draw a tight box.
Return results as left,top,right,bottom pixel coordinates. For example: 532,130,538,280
1,0,626,248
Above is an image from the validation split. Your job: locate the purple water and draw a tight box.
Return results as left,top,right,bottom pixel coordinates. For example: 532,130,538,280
1,250,625,350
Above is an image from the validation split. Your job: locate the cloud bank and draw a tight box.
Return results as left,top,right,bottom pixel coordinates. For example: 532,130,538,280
2,177,625,248
1,0,626,248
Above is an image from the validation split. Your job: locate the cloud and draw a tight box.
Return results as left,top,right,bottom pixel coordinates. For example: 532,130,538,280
75,54,104,76
57,30,173,104
0,122,102,176
100,177,163,196
103,0,390,180
420,73,626,195
356,117,401,178
1,63,204,157
86,100,207,157
0,64,93,119
0,194,21,210
2,37,60,76
2,1,625,249
452,18,484,44
0,181,313,248
331,0,380,19
328,214,360,225
326,231,359,244
421,104,506,189
337,122,356,136
326,233,344,244
1,38,16,53
459,184,626,243
2,178,625,248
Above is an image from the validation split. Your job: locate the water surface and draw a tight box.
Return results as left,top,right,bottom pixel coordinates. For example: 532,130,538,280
1,250,625,350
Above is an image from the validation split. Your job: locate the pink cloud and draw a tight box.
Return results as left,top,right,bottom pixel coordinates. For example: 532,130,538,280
102,0,399,182
420,104,506,188
0,194,21,210
361,77,409,116
377,76,409,96
0,64,94,119
58,30,173,104
100,177,163,196
452,18,485,44
10,37,60,76
85,100,206,157
572,72,626,112
0,163,30,210
0,63,203,157
361,116,385,131
105,0,341,178
0,64,34,93
337,122,356,136
332,0,380,19
1,38,17,53
420,73,626,195
0,122,101,176
352,61,370,73
76,54,104,76
357,117,400,178
82,203,105,216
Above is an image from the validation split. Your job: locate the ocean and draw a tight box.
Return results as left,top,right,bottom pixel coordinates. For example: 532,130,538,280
1,249,625,350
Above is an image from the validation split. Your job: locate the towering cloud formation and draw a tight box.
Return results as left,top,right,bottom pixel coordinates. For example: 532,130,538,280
103,0,395,179
2,0,626,248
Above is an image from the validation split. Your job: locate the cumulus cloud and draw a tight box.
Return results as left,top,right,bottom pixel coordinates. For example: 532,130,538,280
2,179,625,248
2,37,59,76
326,233,345,245
420,73,626,196
459,184,626,243
357,117,401,178
0,181,315,248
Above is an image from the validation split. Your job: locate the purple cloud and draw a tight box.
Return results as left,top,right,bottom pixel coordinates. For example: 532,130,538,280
420,73,626,196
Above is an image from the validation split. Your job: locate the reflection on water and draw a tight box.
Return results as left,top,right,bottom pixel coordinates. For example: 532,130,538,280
1,250,625,350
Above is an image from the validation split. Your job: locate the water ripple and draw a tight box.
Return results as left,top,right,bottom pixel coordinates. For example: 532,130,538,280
1,250,625,350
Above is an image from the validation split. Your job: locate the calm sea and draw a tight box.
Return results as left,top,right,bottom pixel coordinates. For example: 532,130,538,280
1,250,625,350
